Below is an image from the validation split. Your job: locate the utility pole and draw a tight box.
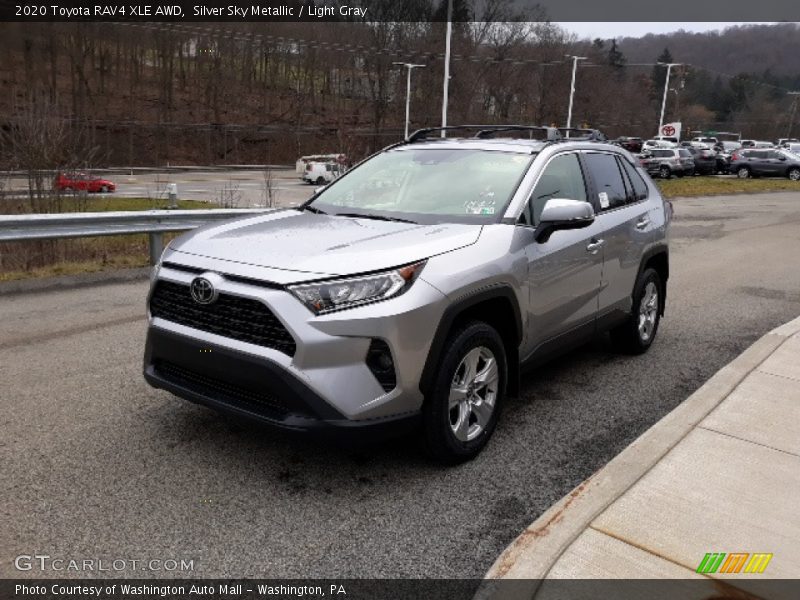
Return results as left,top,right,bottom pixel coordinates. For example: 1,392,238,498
393,62,426,139
441,0,453,137
787,92,800,139
658,63,681,135
565,55,587,136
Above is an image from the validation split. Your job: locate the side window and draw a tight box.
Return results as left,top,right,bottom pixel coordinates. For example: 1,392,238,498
583,153,628,211
767,151,782,160
618,157,648,202
523,153,587,226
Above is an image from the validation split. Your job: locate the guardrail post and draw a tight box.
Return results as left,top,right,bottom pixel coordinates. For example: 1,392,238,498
148,232,163,265
167,183,178,209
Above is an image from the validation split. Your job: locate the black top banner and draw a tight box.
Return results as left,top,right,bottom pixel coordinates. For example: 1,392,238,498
1,0,800,22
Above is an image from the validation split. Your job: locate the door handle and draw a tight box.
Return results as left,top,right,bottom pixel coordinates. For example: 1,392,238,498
635,217,650,230
586,239,604,254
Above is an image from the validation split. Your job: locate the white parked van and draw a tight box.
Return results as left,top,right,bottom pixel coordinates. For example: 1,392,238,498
296,154,347,177
302,161,342,185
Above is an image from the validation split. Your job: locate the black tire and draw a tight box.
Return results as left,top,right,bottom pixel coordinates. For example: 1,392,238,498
422,321,507,464
658,165,671,179
736,167,750,179
788,167,800,181
100,185,109,193
315,176,325,185
610,268,663,355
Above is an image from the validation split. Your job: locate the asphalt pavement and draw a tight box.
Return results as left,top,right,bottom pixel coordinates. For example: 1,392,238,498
2,192,800,579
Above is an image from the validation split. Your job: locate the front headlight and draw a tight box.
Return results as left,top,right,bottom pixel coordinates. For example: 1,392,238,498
288,261,426,315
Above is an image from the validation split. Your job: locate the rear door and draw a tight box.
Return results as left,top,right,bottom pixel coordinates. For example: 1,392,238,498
764,151,786,175
582,151,653,318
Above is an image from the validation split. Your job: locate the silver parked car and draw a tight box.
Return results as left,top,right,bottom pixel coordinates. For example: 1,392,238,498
144,126,671,463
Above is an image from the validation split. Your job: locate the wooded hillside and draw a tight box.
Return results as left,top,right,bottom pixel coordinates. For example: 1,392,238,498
1,19,798,168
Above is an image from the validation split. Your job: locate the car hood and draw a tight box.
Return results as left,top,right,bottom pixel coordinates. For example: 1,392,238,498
168,209,483,282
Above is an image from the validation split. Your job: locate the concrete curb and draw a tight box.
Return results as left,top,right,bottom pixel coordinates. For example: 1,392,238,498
484,315,800,585
0,267,150,296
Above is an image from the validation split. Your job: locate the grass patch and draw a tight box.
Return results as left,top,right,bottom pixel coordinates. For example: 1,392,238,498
656,177,800,198
78,197,210,211
0,255,150,282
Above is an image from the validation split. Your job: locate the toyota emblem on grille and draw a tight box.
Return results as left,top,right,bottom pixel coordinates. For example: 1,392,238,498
190,277,217,304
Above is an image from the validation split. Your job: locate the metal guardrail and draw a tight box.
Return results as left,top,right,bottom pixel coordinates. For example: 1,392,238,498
0,208,275,265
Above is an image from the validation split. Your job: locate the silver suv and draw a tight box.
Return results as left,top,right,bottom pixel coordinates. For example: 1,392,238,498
144,126,671,463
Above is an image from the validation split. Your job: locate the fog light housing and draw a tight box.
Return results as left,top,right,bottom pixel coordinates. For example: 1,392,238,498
366,339,396,392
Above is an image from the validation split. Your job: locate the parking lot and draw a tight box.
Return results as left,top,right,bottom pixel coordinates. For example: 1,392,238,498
2,191,800,579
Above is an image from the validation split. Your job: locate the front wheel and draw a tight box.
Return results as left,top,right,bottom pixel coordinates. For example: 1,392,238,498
788,167,800,181
737,167,750,179
659,166,671,179
610,268,663,355
423,321,507,464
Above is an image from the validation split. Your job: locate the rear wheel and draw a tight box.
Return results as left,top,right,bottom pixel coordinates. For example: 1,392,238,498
315,176,325,185
658,165,671,179
423,321,506,464
736,167,750,179
788,167,800,181
610,268,662,355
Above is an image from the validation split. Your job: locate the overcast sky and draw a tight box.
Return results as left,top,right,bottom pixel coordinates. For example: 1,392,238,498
556,22,775,40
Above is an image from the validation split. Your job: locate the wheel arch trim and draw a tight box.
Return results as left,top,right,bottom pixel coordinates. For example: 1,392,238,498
419,285,522,398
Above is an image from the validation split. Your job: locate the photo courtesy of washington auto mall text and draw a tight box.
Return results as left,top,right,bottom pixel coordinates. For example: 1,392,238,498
2,0,800,598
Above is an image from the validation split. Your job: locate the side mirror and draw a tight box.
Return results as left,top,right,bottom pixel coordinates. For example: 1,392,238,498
534,199,595,243
778,156,787,161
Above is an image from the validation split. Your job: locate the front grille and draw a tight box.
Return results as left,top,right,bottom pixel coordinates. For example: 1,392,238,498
150,280,296,356
154,360,290,418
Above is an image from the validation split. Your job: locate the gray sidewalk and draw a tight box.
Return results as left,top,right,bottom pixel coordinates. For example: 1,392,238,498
485,315,800,595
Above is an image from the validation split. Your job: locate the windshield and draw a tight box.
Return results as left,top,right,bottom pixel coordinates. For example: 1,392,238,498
306,148,533,224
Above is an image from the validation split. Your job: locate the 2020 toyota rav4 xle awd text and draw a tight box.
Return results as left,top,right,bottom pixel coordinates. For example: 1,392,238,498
144,126,671,463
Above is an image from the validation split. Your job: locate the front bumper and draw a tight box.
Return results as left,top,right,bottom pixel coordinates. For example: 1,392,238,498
144,328,419,438
143,261,449,431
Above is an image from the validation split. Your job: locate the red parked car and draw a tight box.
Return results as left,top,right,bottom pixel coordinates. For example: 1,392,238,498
54,172,116,193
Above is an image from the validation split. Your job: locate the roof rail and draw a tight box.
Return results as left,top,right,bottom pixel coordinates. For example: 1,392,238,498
406,125,561,143
556,128,608,141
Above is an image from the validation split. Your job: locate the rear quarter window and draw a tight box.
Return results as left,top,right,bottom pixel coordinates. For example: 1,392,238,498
618,158,649,202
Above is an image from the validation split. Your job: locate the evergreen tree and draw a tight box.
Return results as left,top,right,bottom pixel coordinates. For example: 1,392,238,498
651,48,674,92
607,39,626,70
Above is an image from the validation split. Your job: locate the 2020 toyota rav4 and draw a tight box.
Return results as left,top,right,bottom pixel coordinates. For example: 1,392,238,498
143,126,671,463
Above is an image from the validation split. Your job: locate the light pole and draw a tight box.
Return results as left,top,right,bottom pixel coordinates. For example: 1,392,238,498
565,55,587,136
669,88,680,122
441,0,453,137
658,62,681,135
786,92,800,139
393,62,426,139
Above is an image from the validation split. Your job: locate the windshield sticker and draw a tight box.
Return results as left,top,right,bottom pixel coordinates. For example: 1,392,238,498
465,199,496,215
598,191,610,209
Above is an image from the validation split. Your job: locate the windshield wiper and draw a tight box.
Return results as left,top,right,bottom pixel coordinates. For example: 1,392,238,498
335,212,418,224
300,205,327,215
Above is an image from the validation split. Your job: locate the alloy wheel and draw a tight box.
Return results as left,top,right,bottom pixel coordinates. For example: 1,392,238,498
448,347,499,442
638,281,659,342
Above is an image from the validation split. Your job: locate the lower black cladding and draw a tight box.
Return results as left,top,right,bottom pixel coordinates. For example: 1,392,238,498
143,328,420,438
